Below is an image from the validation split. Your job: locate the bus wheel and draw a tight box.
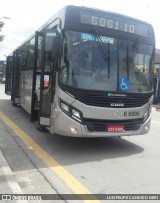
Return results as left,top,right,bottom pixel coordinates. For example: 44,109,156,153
12,102,19,107
35,121,47,132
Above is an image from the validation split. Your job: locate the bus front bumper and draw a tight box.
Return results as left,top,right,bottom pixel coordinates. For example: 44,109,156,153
54,111,151,137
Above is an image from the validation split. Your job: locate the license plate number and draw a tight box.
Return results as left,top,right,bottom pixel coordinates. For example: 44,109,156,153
124,111,140,117
107,125,124,132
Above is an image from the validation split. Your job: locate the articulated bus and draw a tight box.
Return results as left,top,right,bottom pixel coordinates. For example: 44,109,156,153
5,5,155,137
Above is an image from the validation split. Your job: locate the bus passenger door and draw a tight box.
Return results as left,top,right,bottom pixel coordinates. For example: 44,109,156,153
38,28,57,127
11,50,21,106
5,56,13,95
31,31,43,121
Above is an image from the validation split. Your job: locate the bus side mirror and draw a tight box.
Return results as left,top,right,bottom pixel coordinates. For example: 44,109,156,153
52,36,61,59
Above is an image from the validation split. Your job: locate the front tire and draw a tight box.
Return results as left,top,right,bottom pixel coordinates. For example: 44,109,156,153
35,121,47,132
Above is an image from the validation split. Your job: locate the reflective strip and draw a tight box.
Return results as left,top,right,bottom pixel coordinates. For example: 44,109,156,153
40,117,50,126
15,98,20,103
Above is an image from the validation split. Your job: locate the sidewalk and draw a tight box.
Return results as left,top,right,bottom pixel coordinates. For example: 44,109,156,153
0,117,67,203
0,113,65,202
0,120,28,202
0,151,28,203
0,84,23,201
0,149,23,192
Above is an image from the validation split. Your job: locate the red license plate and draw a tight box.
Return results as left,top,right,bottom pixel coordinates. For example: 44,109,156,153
107,125,124,132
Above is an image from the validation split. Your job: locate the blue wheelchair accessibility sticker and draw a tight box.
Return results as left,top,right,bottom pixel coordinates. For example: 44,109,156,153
119,77,130,92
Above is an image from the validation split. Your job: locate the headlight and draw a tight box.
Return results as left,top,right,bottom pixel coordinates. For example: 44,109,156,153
143,106,152,122
60,101,69,113
148,106,152,115
59,99,82,123
72,109,81,119
143,110,149,122
71,108,81,122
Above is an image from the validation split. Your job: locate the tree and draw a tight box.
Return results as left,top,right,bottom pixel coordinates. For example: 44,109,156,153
0,21,5,41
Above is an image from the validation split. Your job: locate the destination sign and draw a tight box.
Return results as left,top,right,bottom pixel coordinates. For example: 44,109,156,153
67,7,153,38
80,12,151,37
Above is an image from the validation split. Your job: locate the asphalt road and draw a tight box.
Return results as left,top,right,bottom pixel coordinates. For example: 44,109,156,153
0,84,160,202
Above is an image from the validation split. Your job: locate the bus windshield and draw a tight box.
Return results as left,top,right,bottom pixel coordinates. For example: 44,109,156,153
60,30,154,93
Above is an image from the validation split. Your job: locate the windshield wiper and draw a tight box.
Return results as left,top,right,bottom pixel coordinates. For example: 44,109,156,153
91,27,110,78
107,42,110,78
126,37,141,80
126,45,129,80
129,37,141,63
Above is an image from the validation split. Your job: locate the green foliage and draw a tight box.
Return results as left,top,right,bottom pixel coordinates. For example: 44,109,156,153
0,21,4,28
0,35,4,41
0,21,5,42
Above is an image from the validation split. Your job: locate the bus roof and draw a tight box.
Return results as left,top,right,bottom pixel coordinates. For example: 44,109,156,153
10,5,154,55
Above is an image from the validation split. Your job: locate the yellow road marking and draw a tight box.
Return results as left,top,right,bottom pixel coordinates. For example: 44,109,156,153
0,111,101,203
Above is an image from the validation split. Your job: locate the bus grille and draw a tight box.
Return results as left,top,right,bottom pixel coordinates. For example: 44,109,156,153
83,118,143,132
78,94,148,108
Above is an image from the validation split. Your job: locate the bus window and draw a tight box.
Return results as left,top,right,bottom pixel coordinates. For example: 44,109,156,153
60,30,117,91
118,39,153,92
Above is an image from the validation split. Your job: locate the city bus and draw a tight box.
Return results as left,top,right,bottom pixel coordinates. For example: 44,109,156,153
5,5,155,137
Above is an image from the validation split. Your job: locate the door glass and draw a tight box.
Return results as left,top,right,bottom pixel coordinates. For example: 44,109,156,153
5,56,13,94
40,28,56,116
35,34,43,104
